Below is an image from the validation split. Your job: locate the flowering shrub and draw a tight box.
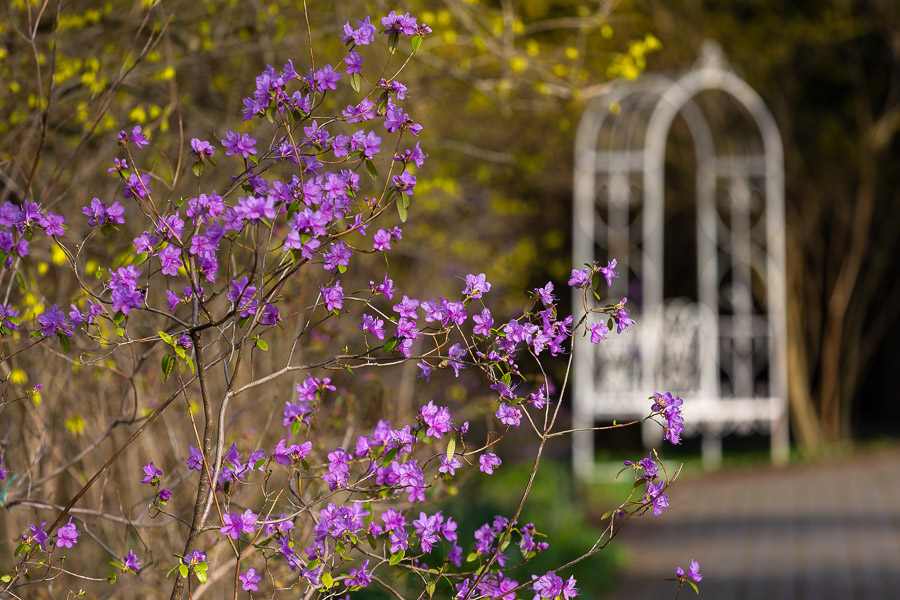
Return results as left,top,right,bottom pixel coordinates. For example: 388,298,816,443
0,8,697,599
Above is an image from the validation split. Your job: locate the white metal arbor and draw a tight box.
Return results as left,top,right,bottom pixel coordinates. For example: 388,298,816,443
571,42,789,478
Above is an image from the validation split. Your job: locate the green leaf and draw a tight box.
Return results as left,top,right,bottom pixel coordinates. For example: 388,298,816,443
162,354,175,382
256,338,268,351
365,159,378,181
291,420,302,436
411,35,423,53
446,437,456,461
688,580,700,595
388,31,399,53
15,271,25,292
322,572,334,589
178,564,189,578
383,336,399,354
425,580,435,597
194,570,207,584
15,542,30,557
335,541,346,556
185,357,195,374
383,447,399,465
253,458,268,470
113,312,125,325
265,106,276,123
376,91,390,114
350,72,361,93
501,372,512,386
58,333,71,354
238,316,250,328
0,575,11,583
107,573,116,584
389,549,405,565
367,533,377,549
158,330,174,345
397,199,408,222
338,264,347,274
466,552,478,563
115,327,124,338
191,162,202,177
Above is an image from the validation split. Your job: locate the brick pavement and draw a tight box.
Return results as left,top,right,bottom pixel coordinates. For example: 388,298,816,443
602,447,900,599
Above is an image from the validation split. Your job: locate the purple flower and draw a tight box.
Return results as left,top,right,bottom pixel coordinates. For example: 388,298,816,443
599,259,620,286
342,16,376,46
479,453,502,475
532,572,564,599
40,212,65,236
185,446,204,471
26,522,49,551
122,549,142,573
158,489,172,502
359,314,385,340
56,517,80,548
0,304,19,331
261,302,281,326
394,142,428,167
420,401,452,438
495,404,522,427
313,64,341,91
373,228,392,251
687,559,703,582
37,304,73,337
644,480,670,516
589,322,609,343
568,268,592,288
392,169,416,195
123,173,151,199
141,461,163,485
190,138,215,160
613,297,636,333
221,131,258,158
344,50,364,74
440,454,462,476
534,282,556,306
158,244,182,277
346,558,371,588
221,509,258,539
381,11,418,35
464,273,492,298
473,308,494,336
119,125,149,148
240,567,263,591
562,575,579,599
651,392,685,444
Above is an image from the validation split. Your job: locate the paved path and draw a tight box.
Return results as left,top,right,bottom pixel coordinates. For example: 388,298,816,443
604,447,900,599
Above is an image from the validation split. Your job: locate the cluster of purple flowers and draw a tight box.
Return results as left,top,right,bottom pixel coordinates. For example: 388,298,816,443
0,201,66,265
651,392,685,444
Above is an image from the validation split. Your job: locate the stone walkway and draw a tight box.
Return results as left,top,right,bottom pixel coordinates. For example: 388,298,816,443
604,447,900,599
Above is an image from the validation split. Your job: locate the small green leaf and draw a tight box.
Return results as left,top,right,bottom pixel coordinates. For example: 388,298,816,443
446,437,456,461
58,333,71,354
195,570,207,584
291,420,302,436
425,580,435,596
376,91,390,114
411,35,423,53
256,338,268,351
15,542,29,557
191,162,202,177
397,199,408,222
365,159,378,181
178,564,189,578
389,549,405,565
466,552,478,563
688,580,700,595
15,271,25,292
335,541,346,556
253,458,268,470
322,572,334,589
388,31,400,53
265,106,276,123
115,327,124,338
162,354,175,382
350,72,361,93
338,264,348,273
185,357,195,374
501,372,512,386
367,533,377,549
383,336,399,354
107,572,116,584
383,447,399,465
158,330,174,345
113,312,125,325
0,574,11,583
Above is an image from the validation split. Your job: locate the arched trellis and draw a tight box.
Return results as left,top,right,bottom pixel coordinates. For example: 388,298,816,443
572,41,788,478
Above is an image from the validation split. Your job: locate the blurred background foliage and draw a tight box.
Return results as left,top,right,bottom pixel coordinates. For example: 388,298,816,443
0,0,898,595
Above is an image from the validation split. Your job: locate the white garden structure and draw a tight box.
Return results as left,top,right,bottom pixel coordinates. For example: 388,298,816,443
571,41,789,477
